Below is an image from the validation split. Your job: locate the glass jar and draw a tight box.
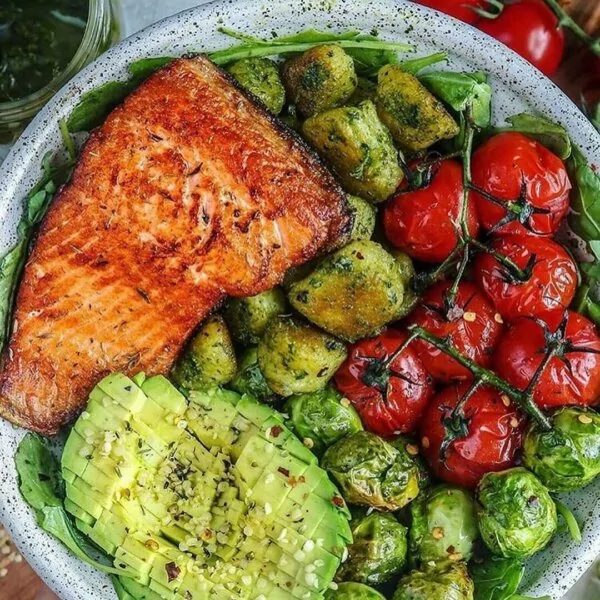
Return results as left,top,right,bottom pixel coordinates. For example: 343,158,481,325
0,0,120,152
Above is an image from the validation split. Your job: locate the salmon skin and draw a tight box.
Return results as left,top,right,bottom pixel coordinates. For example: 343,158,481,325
0,56,351,435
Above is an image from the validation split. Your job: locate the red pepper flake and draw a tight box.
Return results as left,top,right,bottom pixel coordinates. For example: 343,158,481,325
332,496,344,507
288,476,298,487
278,467,290,477
271,425,283,438
165,562,181,582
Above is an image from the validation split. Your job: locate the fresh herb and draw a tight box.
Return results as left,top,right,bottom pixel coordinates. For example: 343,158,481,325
0,153,73,352
15,433,128,577
209,28,413,74
492,113,572,160
418,71,492,128
471,556,525,600
399,52,448,76
568,146,600,326
66,56,174,132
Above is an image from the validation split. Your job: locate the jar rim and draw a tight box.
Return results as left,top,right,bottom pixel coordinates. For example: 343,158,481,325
0,0,113,121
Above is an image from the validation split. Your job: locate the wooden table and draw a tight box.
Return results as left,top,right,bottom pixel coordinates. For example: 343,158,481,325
1,1,599,599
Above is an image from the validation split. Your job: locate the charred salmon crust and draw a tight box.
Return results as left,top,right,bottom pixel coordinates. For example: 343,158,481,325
0,55,351,435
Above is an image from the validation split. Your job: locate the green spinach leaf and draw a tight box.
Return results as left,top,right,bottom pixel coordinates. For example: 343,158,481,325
15,433,128,577
471,556,524,600
493,113,572,160
418,71,492,128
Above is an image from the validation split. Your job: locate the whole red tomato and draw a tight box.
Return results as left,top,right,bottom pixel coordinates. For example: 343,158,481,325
495,311,600,410
420,384,525,488
477,0,565,76
334,329,434,438
414,0,485,24
473,234,578,323
471,132,571,236
407,281,504,382
383,160,479,263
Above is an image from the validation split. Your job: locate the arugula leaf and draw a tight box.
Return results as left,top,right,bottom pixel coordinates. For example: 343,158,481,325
471,556,525,600
493,113,572,160
209,28,413,71
0,154,72,352
399,52,448,76
568,145,600,326
67,57,174,133
418,71,492,128
15,433,129,577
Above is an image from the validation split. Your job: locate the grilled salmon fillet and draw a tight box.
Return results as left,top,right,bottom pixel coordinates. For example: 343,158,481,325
0,56,351,435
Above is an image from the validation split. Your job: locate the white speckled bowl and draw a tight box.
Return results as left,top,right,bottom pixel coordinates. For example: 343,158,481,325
1,1,599,598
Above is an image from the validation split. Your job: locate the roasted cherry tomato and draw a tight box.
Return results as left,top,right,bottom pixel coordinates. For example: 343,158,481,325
477,0,565,76
471,132,571,237
414,0,485,24
383,160,479,263
420,384,525,488
495,310,600,410
473,234,578,323
407,281,503,382
334,329,434,438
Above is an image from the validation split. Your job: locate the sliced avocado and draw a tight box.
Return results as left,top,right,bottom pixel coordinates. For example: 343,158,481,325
63,375,351,599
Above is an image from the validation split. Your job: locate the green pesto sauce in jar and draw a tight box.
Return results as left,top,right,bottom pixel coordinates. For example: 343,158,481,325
0,0,88,103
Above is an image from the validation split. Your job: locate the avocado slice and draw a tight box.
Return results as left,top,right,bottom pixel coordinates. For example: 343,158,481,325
63,375,351,599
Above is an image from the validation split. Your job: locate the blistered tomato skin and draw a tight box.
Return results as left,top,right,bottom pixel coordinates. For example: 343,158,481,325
495,311,600,410
472,133,571,236
407,281,504,383
383,160,480,263
420,384,525,489
334,329,434,438
474,234,578,323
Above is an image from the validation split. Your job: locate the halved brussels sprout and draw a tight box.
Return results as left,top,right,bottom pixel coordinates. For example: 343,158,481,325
336,511,408,584
476,468,557,559
322,431,420,511
223,288,287,346
347,194,377,242
325,582,386,600
281,44,357,117
375,65,459,152
288,241,411,342
409,485,478,565
226,57,286,114
229,347,278,403
390,249,419,319
170,315,236,390
302,100,403,203
257,316,347,396
393,562,474,600
523,407,600,492
391,437,432,491
285,387,363,455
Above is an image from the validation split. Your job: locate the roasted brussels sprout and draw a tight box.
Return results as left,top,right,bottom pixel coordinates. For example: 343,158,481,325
229,347,278,403
302,100,403,203
476,468,557,559
409,485,478,564
257,316,347,396
322,431,420,510
285,387,363,455
391,249,419,319
523,407,600,492
375,65,460,152
289,241,411,342
223,288,287,346
170,314,236,390
325,582,386,600
393,562,474,600
281,44,357,117
347,194,377,241
391,438,432,491
336,511,408,584
226,57,286,114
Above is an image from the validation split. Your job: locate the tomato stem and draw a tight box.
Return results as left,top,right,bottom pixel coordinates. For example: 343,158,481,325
543,0,600,57
406,324,552,429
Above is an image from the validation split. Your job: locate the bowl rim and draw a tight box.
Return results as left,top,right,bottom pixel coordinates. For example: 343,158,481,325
1,1,599,599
